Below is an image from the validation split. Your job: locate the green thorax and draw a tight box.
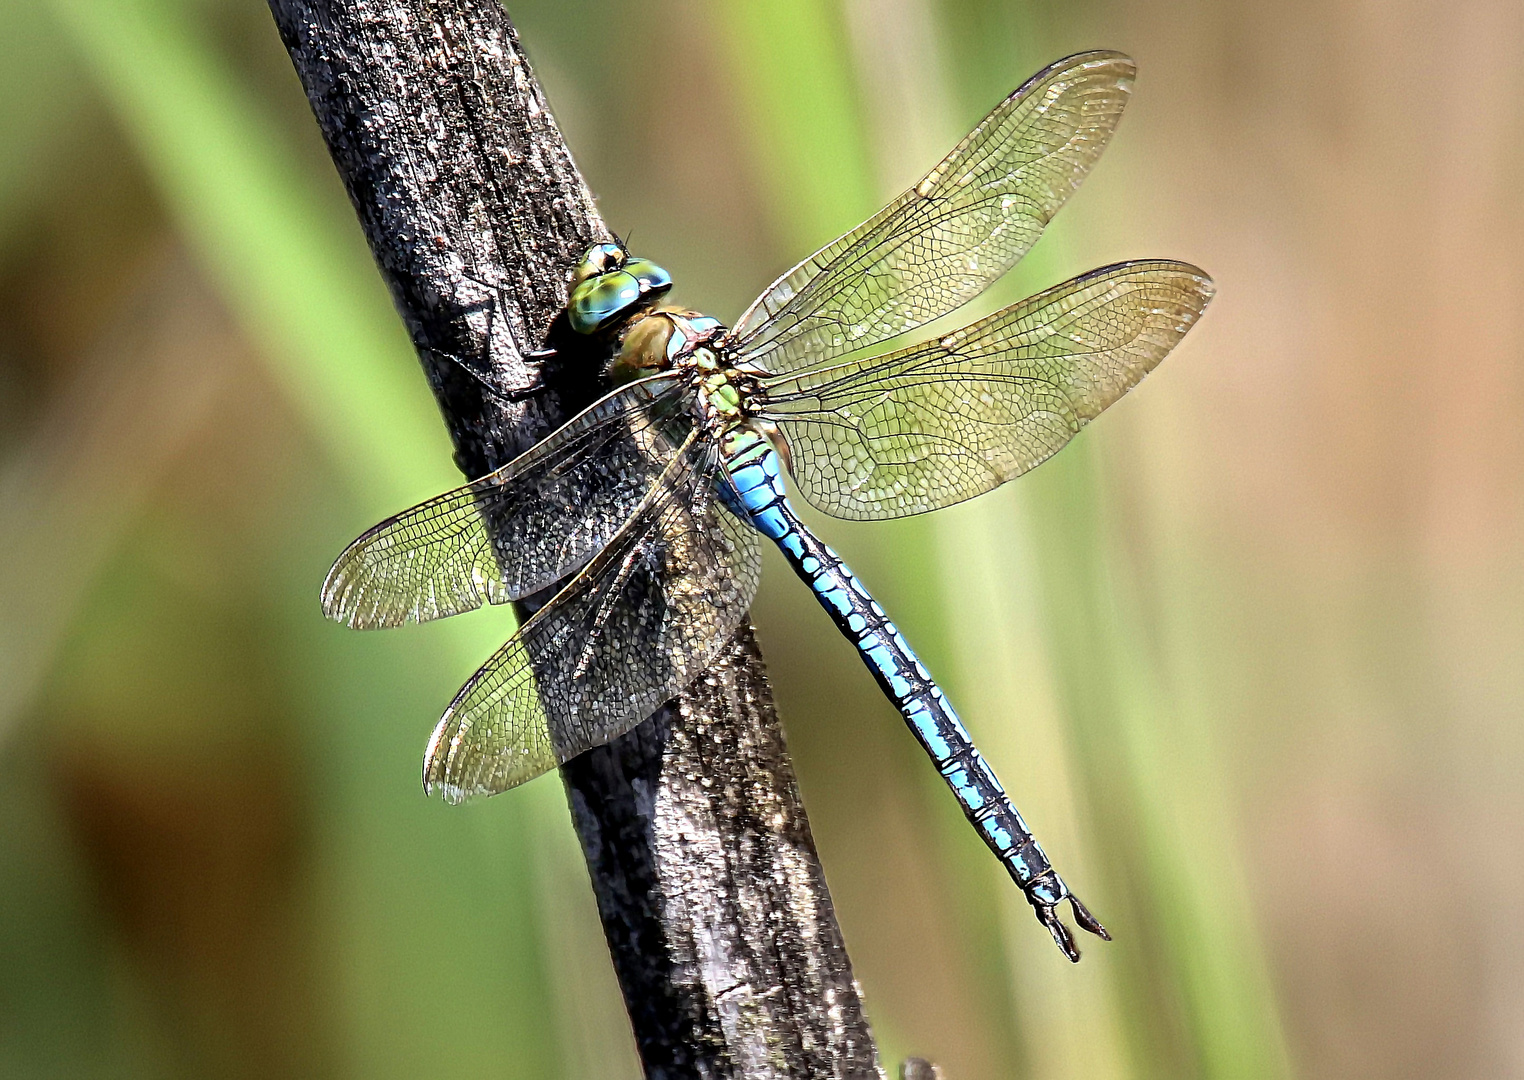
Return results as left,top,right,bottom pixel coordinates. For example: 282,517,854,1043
698,369,742,421
611,307,730,384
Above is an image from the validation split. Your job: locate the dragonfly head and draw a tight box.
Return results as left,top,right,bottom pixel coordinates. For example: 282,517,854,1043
566,242,673,335
568,241,625,287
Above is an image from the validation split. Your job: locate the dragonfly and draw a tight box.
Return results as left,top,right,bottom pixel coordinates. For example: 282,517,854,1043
322,51,1213,960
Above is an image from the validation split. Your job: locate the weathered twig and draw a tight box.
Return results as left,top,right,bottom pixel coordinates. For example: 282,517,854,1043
266,2,882,1075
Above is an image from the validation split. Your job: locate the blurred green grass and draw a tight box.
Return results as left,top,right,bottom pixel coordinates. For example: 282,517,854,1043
0,1,1300,1078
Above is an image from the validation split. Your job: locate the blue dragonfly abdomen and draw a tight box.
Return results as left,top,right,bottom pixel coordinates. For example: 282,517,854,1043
720,426,1108,957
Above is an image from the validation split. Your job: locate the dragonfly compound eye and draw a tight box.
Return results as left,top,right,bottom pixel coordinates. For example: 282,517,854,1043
568,241,627,289
621,258,673,297
567,254,674,336
568,270,643,334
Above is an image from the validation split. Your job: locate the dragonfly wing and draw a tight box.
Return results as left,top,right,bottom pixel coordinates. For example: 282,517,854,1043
760,261,1214,520
422,434,763,801
731,51,1134,375
321,374,692,629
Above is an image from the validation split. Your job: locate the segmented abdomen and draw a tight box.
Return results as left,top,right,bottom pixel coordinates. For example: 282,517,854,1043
719,429,1068,904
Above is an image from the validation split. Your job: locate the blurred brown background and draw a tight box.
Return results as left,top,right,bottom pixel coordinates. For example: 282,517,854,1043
2,0,1521,1078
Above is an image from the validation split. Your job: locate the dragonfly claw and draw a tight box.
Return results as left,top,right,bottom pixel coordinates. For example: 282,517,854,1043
1032,890,1109,962
1069,894,1111,940
1036,902,1082,961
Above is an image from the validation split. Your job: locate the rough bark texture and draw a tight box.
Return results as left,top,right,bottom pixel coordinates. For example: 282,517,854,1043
266,2,882,1076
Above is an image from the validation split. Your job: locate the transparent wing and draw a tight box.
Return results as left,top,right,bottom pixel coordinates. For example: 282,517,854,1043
321,374,692,629
422,433,763,801
759,261,1214,520
731,51,1134,376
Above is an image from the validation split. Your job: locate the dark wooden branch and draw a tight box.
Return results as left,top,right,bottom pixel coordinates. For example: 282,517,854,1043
266,2,882,1075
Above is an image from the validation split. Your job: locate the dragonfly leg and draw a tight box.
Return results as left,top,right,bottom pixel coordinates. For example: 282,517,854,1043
428,343,554,403
424,266,563,402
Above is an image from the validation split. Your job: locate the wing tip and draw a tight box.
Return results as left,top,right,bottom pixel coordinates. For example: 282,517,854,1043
318,566,403,630
1145,259,1215,305
991,51,1138,126
1075,259,1216,305
319,545,483,631
1066,48,1136,70
422,713,472,805
1156,261,1217,312
1029,49,1137,92
318,560,362,627
319,535,394,629
1192,269,1218,307
422,776,473,806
